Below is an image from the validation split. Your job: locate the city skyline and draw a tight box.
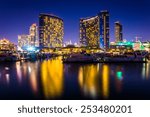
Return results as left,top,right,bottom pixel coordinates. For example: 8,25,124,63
18,24,38,48
0,0,150,44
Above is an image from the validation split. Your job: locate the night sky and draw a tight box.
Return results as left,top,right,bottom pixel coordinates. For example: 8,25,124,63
0,0,150,44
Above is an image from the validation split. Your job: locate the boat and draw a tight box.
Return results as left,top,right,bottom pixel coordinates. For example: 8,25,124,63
62,53,99,63
0,53,19,62
102,51,148,63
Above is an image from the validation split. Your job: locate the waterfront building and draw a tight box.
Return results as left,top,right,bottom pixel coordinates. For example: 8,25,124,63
29,23,39,47
80,10,110,49
99,10,110,50
115,21,123,42
141,41,150,52
39,13,64,48
18,35,31,48
0,38,17,51
18,23,39,48
110,41,134,53
80,16,100,48
109,41,150,53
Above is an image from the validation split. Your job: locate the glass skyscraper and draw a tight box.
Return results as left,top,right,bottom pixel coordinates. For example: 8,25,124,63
39,13,64,48
80,16,100,48
29,24,39,47
99,10,110,50
80,10,110,50
115,21,123,42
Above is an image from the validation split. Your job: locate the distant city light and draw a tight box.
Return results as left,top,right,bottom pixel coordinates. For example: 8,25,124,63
27,46,35,51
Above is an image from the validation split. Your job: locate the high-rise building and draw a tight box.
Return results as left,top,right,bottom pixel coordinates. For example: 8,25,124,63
29,23,39,47
99,10,110,49
39,13,64,48
80,16,100,48
115,21,123,42
79,10,110,49
18,23,39,48
18,35,31,48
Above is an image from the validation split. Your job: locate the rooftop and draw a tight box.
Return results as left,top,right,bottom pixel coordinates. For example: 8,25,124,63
39,13,63,21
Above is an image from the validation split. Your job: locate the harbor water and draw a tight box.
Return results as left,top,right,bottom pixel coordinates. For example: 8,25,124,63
0,57,150,100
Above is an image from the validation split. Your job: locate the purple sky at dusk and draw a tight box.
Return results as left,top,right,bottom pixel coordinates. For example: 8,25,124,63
0,0,150,44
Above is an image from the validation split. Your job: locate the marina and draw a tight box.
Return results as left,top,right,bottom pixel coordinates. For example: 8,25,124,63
0,56,150,100
62,51,149,63
0,50,149,63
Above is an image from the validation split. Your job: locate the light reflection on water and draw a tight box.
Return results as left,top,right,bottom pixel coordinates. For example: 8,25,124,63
78,64,100,99
41,57,64,99
142,63,150,80
16,61,39,91
0,57,150,99
114,66,124,93
102,65,109,99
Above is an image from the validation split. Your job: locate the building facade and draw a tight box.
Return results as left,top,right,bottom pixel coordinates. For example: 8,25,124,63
18,23,39,48
99,10,110,50
29,23,39,47
18,35,31,48
115,21,123,42
39,13,64,48
80,10,110,49
142,41,150,52
80,16,100,48
110,41,150,53
0,38,17,51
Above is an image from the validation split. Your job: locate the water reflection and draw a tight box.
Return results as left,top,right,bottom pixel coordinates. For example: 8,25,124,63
146,63,150,79
78,64,100,99
78,64,111,99
16,62,22,83
0,65,10,85
142,63,150,79
41,57,64,99
102,65,110,99
114,66,124,93
0,57,150,99
16,61,39,94
29,62,39,94
5,74,10,84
